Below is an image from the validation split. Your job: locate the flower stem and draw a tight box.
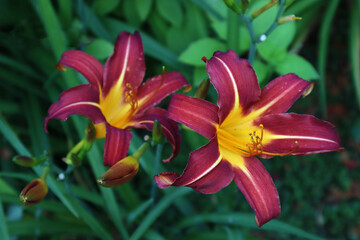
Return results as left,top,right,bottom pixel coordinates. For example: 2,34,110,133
133,142,151,161
151,143,163,200
41,165,51,180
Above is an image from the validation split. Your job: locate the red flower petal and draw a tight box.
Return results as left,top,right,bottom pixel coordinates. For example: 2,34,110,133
58,50,103,90
102,31,145,97
136,72,189,113
248,74,313,117
207,50,260,123
155,139,232,193
130,108,181,163
44,85,104,132
168,94,219,139
233,157,280,227
255,113,343,156
103,124,132,166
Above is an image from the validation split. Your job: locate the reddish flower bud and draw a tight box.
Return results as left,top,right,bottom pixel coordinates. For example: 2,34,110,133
97,156,139,187
19,179,48,207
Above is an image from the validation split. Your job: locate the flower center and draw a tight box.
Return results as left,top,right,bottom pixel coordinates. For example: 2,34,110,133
217,124,298,158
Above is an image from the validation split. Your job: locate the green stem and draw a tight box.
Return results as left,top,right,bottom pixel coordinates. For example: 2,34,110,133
65,139,84,159
263,0,286,36
240,14,257,64
133,142,151,160
227,8,240,53
41,165,51,180
151,143,164,200
317,0,339,118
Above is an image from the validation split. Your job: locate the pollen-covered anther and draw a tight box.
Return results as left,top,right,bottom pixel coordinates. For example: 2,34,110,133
124,83,138,112
56,64,67,71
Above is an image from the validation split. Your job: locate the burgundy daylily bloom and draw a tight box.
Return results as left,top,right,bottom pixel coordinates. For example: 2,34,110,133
155,50,343,226
45,31,189,166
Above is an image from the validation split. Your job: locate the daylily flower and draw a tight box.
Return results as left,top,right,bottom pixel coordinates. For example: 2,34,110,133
45,31,189,166
155,50,343,226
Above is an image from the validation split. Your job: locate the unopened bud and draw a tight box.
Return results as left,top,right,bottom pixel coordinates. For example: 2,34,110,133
278,14,302,24
85,121,96,145
252,0,278,19
223,0,242,13
152,120,163,145
13,155,38,167
194,79,210,99
97,156,139,187
20,179,48,207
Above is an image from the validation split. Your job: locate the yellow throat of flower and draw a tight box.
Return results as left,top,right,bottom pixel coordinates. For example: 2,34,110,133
217,123,298,158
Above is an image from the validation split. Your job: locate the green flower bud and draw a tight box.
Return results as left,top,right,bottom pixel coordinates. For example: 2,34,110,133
97,156,139,187
12,155,38,167
152,120,163,145
19,179,48,207
194,79,210,99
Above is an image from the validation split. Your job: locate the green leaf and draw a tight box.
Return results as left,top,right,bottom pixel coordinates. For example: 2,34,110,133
0,197,9,240
179,38,226,67
177,213,325,240
193,66,208,86
261,21,296,50
93,0,120,16
85,39,114,60
257,40,287,64
211,21,251,53
123,0,142,28
275,54,319,80
129,188,192,240
248,0,278,35
156,0,183,27
135,0,153,21
253,60,269,84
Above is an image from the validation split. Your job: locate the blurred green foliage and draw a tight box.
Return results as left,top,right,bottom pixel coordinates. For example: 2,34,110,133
0,0,359,239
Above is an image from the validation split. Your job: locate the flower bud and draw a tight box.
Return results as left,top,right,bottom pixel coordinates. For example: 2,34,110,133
19,179,48,207
152,120,163,145
97,156,139,187
223,0,242,13
13,155,38,167
252,0,278,19
194,79,210,99
278,14,302,24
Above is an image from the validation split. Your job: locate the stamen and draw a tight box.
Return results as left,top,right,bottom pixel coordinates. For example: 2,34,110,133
124,83,138,112
242,124,299,157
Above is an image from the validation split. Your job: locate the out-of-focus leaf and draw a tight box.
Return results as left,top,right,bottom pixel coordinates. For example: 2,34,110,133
135,0,153,21
179,38,226,67
193,66,208,87
253,60,269,84
275,54,319,80
177,213,325,240
93,0,120,16
123,0,142,28
261,21,296,50
156,0,183,27
7,220,95,237
211,21,251,53
257,41,287,63
85,39,113,60
248,0,278,35
83,3,112,41
0,178,17,195
0,197,9,240
130,188,192,240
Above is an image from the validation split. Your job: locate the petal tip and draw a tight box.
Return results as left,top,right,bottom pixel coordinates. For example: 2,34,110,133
154,172,179,189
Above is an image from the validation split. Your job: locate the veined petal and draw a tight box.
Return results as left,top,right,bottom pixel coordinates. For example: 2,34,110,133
168,94,219,139
155,139,233,193
207,50,260,123
44,85,104,132
102,31,145,97
255,113,343,156
136,72,189,113
58,50,103,90
130,108,180,162
103,124,132,166
243,74,313,121
233,156,280,227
